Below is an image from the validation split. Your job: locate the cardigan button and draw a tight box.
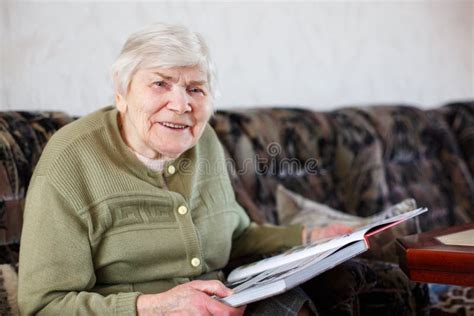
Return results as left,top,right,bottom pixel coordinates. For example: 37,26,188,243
167,165,176,175
191,257,201,267
178,205,188,215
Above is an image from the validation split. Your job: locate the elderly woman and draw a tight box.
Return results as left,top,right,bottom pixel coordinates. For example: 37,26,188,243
17,23,351,315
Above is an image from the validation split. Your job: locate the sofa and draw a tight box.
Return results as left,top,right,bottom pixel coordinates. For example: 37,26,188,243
0,101,473,315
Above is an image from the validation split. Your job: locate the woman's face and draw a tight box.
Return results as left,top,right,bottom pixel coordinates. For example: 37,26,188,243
116,66,213,159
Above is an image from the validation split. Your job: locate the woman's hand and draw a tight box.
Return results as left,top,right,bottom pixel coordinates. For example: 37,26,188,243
302,224,354,245
136,280,246,316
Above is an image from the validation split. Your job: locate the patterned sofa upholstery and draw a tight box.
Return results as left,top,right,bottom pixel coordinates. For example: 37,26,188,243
210,103,474,229
0,102,472,315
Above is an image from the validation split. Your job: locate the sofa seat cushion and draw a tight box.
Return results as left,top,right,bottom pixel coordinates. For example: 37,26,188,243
0,264,18,316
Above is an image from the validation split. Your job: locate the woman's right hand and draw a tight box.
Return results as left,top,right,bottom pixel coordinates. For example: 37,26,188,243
136,280,246,316
302,223,354,244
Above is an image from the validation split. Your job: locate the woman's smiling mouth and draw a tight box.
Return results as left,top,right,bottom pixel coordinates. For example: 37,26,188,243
158,121,190,130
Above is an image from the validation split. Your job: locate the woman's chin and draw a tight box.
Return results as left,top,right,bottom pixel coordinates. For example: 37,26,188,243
155,145,190,160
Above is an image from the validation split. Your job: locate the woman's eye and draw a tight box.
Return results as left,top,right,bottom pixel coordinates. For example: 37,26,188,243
153,81,167,88
188,87,205,95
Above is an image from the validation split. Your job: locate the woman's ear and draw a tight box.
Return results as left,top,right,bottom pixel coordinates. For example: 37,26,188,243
115,93,127,113
113,73,127,113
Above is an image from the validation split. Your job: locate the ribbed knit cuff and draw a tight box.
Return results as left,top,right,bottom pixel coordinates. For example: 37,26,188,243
286,224,305,247
115,292,140,316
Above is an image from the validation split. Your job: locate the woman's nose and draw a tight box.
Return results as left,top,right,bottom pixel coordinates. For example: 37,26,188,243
167,87,191,114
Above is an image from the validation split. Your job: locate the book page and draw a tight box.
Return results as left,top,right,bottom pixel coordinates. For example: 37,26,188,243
435,229,474,247
227,230,365,283
220,240,368,307
228,248,336,293
227,207,428,283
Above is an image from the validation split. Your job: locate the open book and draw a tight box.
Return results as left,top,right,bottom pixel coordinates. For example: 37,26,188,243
219,207,428,307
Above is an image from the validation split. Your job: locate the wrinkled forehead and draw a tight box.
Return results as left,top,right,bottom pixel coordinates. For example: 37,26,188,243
133,65,208,87
137,52,208,75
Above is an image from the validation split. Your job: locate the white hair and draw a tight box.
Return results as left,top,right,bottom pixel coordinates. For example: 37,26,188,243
111,23,218,100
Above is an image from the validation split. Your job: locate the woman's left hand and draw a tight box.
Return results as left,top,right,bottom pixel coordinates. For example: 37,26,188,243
302,224,354,245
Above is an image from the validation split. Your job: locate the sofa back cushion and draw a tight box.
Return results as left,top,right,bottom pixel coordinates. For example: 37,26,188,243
0,103,472,265
209,104,474,232
0,112,74,264
210,108,341,224
439,102,474,176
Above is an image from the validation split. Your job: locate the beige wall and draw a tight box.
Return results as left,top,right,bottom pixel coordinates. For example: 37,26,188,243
1,0,473,115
